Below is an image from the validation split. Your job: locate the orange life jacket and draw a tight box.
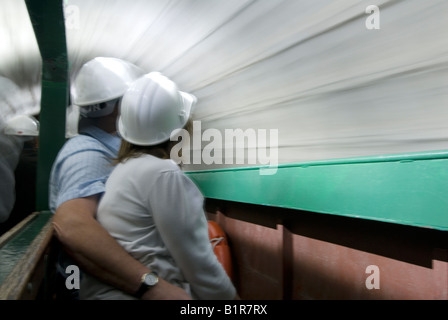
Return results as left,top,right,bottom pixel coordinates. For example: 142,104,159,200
208,221,234,282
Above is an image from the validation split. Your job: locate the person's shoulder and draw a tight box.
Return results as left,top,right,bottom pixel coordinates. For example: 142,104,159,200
52,135,108,168
59,134,102,154
136,155,181,174
124,155,182,177
68,134,100,147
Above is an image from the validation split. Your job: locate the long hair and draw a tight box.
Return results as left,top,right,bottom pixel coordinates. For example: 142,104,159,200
114,119,193,165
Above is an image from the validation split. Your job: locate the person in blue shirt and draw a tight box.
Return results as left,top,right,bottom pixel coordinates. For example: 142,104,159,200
49,57,191,300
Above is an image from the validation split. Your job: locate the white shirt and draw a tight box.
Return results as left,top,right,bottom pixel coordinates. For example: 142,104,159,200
80,154,236,300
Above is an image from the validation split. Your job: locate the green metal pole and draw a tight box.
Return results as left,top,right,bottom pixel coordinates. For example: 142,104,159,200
25,0,69,211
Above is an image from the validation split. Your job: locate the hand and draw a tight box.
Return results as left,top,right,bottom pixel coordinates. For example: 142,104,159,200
141,278,192,300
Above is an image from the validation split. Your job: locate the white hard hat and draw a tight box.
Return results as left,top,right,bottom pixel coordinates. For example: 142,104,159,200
4,115,39,136
73,57,145,117
118,72,196,146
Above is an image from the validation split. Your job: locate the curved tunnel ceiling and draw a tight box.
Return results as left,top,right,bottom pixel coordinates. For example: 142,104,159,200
0,0,447,168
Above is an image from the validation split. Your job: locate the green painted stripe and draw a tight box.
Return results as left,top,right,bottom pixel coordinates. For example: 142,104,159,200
186,150,448,231
0,212,52,285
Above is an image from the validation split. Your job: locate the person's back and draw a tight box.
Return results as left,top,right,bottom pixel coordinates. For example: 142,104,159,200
80,156,189,299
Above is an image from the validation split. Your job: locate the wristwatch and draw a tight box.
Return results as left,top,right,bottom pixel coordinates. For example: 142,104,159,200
134,272,159,298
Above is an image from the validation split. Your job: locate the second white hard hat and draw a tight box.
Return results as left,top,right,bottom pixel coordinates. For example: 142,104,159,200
118,72,196,146
73,57,145,117
3,114,39,136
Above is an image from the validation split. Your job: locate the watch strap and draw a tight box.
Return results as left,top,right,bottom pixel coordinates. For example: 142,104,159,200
134,272,157,299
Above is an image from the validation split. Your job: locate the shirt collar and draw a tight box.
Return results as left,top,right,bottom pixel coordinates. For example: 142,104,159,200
79,125,121,153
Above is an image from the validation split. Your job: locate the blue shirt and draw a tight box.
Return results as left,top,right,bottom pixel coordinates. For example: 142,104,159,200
49,125,121,213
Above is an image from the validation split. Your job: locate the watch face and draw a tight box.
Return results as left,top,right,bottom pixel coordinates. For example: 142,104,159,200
144,273,159,286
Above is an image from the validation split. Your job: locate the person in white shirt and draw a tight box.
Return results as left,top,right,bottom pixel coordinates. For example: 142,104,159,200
81,72,238,300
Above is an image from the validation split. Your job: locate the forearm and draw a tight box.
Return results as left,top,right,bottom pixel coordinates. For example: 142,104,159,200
53,196,191,300
53,197,148,294
61,220,191,300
